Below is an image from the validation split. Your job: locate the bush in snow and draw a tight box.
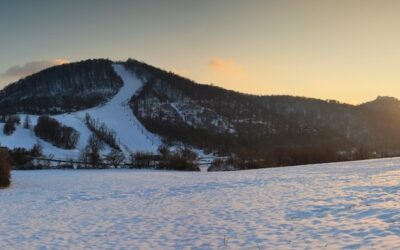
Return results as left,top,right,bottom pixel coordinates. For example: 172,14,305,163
157,154,200,171
129,147,200,171
0,149,11,188
178,147,198,161
2,115,21,135
3,119,16,135
207,158,228,172
157,148,200,171
129,151,158,169
34,116,79,149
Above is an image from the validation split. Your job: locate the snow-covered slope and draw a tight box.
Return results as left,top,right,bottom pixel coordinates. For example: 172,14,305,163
2,158,400,249
0,64,160,159
0,122,68,156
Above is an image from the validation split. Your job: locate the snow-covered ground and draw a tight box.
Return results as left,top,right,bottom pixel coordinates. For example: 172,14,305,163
0,64,160,159
2,158,400,249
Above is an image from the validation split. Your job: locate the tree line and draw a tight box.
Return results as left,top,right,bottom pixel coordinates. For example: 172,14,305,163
84,113,120,150
2,142,200,172
208,146,373,171
34,116,79,149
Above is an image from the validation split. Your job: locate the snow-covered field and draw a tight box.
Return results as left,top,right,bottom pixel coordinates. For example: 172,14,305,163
2,158,400,249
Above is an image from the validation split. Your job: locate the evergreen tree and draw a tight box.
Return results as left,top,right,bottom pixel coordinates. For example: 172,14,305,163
23,116,31,129
3,117,16,135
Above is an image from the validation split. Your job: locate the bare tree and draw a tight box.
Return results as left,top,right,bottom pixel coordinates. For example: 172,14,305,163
105,149,125,168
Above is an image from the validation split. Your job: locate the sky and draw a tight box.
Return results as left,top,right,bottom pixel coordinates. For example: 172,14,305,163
2,0,400,104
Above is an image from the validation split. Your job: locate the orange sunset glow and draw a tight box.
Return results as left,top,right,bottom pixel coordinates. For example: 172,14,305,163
2,1,400,104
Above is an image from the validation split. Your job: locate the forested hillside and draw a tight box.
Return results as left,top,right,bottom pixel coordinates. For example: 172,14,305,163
125,59,400,164
0,59,122,115
126,59,352,159
2,58,400,170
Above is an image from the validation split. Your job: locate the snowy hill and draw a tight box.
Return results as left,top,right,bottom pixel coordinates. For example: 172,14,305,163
0,64,160,159
2,58,400,166
0,59,122,114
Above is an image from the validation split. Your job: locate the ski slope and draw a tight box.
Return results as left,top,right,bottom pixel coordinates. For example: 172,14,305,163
0,64,160,158
2,158,400,249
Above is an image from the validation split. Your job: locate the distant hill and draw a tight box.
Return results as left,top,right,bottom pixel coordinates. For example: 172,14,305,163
0,59,122,114
1,58,400,168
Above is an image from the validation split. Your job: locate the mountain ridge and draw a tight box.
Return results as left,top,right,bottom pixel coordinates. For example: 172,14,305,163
1,58,400,168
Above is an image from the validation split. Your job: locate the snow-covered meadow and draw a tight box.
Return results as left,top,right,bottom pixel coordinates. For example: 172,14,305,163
2,158,400,249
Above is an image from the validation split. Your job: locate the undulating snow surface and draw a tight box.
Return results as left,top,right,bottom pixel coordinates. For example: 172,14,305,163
2,158,400,249
0,64,160,158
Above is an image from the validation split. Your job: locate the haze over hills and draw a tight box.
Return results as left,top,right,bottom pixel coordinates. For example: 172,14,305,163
1,59,400,168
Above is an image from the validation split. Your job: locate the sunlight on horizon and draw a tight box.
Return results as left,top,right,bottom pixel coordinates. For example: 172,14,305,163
2,1,400,104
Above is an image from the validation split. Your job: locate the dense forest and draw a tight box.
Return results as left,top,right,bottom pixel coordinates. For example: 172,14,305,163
0,59,122,115
124,59,400,167
34,116,79,149
126,60,350,158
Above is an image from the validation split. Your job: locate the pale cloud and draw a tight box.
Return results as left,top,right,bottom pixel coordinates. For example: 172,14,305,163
208,58,245,77
0,59,70,79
